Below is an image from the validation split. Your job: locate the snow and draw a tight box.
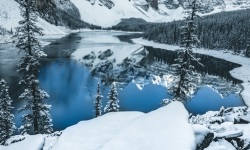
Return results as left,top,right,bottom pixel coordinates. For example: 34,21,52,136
192,124,211,146
0,135,45,150
53,101,195,150
0,35,12,44
211,122,243,138
102,101,196,150
52,112,144,150
205,139,236,150
42,132,62,150
235,124,250,139
1,102,196,150
132,38,250,106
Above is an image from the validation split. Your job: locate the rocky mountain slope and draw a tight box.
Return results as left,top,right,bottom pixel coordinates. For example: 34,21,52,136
34,0,97,29
0,0,68,34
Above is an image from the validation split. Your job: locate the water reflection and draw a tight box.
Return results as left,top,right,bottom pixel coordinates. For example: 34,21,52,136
185,86,244,115
39,59,96,130
36,60,244,130
37,59,169,130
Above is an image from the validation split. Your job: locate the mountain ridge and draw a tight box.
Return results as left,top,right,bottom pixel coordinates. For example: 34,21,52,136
69,0,250,27
1,0,250,33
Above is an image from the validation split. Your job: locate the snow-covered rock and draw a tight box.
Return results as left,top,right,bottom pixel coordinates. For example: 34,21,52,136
235,124,250,140
211,122,243,138
0,135,45,150
205,139,236,150
52,112,144,150
102,102,196,150
52,101,195,150
193,124,214,150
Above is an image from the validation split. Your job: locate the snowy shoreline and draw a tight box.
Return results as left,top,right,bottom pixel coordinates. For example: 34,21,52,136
132,38,250,106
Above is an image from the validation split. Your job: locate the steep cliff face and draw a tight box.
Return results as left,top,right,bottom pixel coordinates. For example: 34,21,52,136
34,0,94,29
35,0,58,25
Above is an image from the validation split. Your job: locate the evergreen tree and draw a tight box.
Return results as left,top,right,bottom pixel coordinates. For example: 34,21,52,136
144,9,250,56
14,0,53,135
94,82,103,117
170,0,201,102
0,79,16,144
104,83,119,113
246,38,250,57
10,28,13,35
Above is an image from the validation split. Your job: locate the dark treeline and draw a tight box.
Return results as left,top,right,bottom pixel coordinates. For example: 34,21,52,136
110,18,156,31
144,9,250,55
142,46,242,85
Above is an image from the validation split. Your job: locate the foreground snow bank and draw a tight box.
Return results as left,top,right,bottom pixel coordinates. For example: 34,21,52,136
102,101,196,150
53,112,144,150
53,101,195,150
132,38,250,106
2,102,196,150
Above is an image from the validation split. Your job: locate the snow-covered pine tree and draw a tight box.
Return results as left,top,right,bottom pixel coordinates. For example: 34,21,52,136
169,0,201,102
14,0,53,135
104,83,119,113
94,82,103,117
0,79,16,144
246,38,250,57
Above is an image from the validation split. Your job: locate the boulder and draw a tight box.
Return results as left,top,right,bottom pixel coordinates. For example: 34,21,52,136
98,49,113,60
193,124,214,150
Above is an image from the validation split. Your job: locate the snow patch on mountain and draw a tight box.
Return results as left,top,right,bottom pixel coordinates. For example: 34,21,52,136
70,0,178,27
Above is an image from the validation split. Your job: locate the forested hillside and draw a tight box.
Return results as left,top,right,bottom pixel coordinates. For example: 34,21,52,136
143,9,250,55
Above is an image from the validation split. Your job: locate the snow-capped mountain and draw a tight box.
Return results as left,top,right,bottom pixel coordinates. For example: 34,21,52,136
1,0,250,33
70,0,250,27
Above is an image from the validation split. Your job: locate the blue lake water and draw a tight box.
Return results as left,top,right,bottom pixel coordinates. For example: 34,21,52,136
0,31,245,131
13,59,243,131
